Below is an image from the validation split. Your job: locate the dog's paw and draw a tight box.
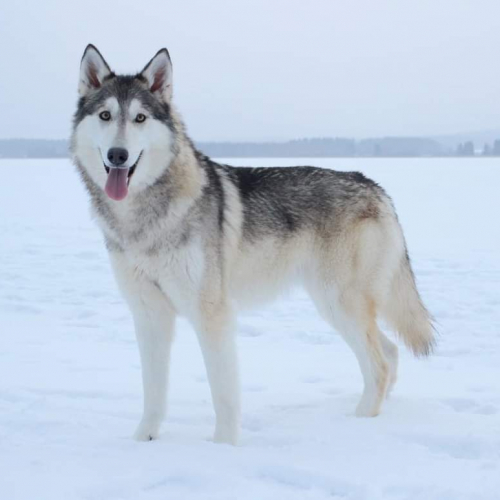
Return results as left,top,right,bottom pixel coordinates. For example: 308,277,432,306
134,431,156,441
355,397,380,418
133,420,160,441
212,426,239,446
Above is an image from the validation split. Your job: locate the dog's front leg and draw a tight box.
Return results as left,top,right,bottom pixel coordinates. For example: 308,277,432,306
109,253,176,441
195,304,240,445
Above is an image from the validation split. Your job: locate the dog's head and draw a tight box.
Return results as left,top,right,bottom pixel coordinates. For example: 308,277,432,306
71,45,176,201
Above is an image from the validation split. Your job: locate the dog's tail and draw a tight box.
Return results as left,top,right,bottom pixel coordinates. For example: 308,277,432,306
382,249,436,357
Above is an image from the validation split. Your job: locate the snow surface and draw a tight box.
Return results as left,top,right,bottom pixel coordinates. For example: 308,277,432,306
1,157,499,500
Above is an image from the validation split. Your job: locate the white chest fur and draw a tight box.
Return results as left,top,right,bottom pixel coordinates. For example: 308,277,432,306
126,239,205,317
95,200,206,317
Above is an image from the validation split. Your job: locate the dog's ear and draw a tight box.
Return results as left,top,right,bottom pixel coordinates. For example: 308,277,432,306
140,49,173,102
79,44,112,96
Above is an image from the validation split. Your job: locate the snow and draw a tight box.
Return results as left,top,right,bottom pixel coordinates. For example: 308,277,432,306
1,157,499,500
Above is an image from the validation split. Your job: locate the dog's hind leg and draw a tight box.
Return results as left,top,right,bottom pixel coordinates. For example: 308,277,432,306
307,280,390,417
379,332,398,396
110,253,176,441
333,301,389,416
194,303,240,445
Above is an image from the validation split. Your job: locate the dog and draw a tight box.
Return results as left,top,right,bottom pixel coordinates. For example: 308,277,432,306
71,45,435,445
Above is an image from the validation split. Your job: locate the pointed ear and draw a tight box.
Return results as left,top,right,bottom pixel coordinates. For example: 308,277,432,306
140,49,173,102
79,44,112,96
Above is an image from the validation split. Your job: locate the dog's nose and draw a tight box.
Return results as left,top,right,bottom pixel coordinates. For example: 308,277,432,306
107,148,129,167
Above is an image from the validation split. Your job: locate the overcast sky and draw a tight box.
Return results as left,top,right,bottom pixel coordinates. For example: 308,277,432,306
1,0,499,141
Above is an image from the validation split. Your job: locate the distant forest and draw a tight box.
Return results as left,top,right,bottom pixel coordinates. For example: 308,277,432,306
1,137,500,158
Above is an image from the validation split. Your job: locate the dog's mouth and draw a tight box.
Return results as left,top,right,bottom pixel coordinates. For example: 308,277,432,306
103,152,142,201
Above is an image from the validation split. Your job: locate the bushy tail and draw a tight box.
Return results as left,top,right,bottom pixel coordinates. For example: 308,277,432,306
383,251,436,356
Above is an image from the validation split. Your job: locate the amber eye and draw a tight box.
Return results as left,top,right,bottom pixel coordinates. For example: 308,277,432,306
135,113,146,123
99,111,111,121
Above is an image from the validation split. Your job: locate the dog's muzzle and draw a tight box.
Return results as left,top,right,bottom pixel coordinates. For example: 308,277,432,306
103,152,142,201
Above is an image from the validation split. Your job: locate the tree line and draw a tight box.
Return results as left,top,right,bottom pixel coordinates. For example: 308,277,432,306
459,139,500,156
2,137,500,158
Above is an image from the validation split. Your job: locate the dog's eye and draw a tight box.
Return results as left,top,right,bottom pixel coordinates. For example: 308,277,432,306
99,111,111,121
135,113,146,123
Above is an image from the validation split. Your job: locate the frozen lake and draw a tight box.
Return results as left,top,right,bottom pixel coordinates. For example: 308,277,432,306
0,157,499,499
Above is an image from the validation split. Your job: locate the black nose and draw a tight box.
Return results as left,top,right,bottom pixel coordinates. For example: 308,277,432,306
107,147,129,166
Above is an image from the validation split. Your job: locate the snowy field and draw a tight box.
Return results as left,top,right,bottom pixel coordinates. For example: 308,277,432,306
1,157,499,500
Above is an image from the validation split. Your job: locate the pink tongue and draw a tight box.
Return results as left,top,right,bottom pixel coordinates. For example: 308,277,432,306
105,168,130,201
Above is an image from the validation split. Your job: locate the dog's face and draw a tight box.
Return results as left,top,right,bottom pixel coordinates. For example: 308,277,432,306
72,45,176,201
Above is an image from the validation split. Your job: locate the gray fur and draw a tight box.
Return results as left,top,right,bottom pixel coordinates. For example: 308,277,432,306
72,55,386,250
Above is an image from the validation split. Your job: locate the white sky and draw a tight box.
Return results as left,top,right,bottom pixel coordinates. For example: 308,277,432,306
1,0,499,141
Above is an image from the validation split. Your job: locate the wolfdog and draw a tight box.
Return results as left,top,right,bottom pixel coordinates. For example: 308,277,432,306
71,45,435,445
